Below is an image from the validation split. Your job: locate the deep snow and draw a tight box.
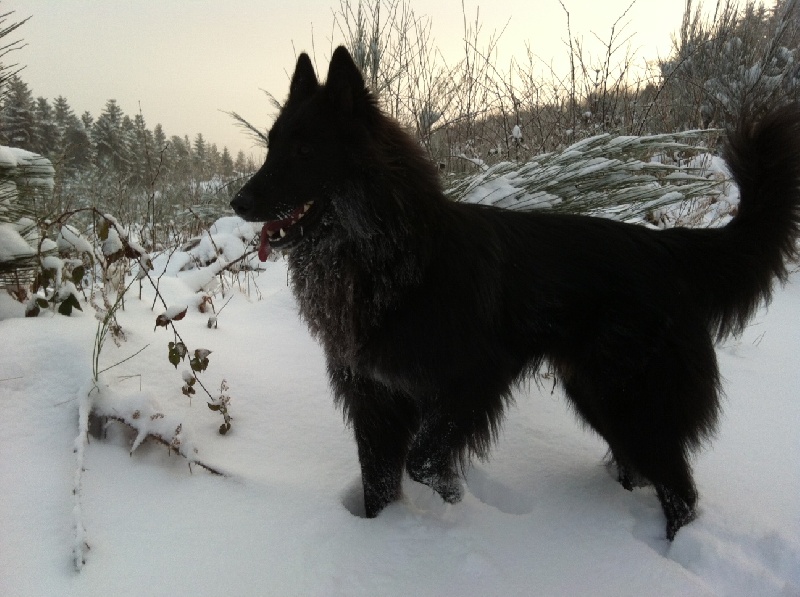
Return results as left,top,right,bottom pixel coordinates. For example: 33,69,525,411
1,224,799,596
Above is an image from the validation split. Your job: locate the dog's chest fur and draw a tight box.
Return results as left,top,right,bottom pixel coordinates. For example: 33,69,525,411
287,219,422,367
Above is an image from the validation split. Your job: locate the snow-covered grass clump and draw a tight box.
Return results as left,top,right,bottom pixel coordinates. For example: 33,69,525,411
451,131,726,225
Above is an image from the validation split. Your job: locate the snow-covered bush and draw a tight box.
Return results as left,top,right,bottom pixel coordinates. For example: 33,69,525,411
0,146,56,283
656,0,800,131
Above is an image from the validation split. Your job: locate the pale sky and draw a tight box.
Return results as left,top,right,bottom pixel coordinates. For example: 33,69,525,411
3,0,712,158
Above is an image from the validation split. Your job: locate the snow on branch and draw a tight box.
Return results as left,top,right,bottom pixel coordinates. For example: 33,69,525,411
88,386,225,476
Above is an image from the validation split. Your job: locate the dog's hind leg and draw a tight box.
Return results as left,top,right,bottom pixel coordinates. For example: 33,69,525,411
566,318,719,540
562,375,650,492
566,371,700,539
330,367,420,517
617,327,718,539
610,420,699,540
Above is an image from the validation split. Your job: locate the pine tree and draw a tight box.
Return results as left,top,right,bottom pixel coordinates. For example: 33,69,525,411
92,99,131,174
129,113,155,184
0,76,36,149
53,96,75,129
73,111,96,169
53,96,91,171
33,97,58,156
169,135,192,179
153,123,167,152
66,125,92,172
193,132,207,177
234,150,247,174
53,95,75,152
220,146,234,177
207,143,221,177
150,123,169,174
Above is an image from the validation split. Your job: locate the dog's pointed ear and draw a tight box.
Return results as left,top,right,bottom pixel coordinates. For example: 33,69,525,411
325,46,367,115
288,53,319,103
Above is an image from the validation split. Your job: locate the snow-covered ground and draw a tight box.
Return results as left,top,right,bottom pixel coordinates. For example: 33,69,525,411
1,220,799,596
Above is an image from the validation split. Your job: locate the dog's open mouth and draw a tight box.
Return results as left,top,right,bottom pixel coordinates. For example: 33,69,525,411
258,200,317,261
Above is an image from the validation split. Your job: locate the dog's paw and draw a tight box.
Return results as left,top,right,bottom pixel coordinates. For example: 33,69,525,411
606,458,650,491
657,485,697,541
407,459,463,504
436,477,464,504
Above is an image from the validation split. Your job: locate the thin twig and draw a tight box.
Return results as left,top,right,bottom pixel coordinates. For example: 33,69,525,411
96,413,226,476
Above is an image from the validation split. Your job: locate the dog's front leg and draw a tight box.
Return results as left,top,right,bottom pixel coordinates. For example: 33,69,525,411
353,419,407,517
329,366,419,517
406,411,465,504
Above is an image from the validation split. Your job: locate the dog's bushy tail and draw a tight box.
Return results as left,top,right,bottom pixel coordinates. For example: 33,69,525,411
708,104,800,340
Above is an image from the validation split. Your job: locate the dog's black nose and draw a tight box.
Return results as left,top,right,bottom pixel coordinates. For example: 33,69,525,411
230,190,253,218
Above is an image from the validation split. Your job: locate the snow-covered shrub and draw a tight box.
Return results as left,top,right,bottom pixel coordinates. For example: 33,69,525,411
656,0,800,131
0,146,56,285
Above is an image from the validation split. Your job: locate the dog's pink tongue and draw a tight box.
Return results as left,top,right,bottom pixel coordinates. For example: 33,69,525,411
258,224,272,262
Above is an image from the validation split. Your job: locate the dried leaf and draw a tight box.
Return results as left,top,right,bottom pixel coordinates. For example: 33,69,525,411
156,306,188,328
71,265,86,286
57,294,82,316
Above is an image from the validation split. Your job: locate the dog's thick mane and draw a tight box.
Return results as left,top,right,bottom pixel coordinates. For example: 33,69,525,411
285,56,453,365
287,185,423,364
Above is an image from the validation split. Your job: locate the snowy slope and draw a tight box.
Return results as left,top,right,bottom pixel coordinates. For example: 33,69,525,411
1,245,799,596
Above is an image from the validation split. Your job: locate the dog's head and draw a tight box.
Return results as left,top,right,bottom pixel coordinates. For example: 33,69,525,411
230,46,378,261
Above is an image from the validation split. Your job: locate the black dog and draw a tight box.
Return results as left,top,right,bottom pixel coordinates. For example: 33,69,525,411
232,46,800,540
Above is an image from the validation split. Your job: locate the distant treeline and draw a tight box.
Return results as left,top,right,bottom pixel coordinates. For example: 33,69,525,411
0,76,257,182
0,76,256,244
